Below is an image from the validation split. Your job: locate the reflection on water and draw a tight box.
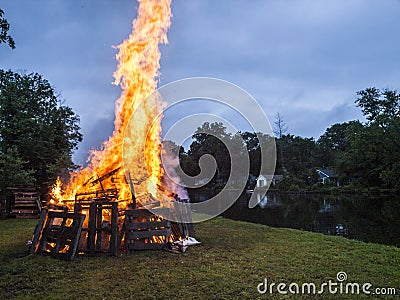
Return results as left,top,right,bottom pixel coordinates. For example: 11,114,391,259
201,191,400,247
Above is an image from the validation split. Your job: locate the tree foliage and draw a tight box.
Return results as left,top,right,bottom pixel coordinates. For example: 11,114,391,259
174,87,400,192
0,9,15,49
186,122,232,188
0,146,35,192
0,70,82,192
343,88,400,188
356,88,400,127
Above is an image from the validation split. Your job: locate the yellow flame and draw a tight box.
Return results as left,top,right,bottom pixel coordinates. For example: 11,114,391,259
49,176,63,204
52,0,173,208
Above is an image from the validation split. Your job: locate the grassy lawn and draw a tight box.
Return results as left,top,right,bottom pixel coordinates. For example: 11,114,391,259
0,217,399,299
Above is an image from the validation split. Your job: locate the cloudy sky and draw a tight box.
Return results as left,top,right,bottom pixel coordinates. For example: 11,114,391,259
1,0,400,164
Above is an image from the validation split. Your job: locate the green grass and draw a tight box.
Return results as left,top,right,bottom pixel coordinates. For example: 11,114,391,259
0,218,399,299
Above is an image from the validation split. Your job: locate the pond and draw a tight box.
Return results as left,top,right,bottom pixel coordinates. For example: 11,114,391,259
191,191,400,247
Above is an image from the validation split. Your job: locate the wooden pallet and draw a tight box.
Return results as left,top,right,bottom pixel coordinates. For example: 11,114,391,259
74,200,119,256
123,208,171,251
30,209,86,260
10,190,41,218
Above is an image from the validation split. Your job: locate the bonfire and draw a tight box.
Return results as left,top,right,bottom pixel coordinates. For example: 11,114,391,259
29,0,197,260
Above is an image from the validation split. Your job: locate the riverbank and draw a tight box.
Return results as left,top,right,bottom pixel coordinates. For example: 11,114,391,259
0,218,399,299
269,186,400,195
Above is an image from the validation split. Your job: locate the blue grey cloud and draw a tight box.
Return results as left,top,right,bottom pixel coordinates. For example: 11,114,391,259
1,0,399,163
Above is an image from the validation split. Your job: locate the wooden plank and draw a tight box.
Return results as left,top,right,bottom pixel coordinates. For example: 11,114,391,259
125,208,170,218
95,204,103,251
14,198,39,202
14,193,38,197
126,220,170,231
69,214,85,260
11,209,39,214
35,198,42,212
13,203,39,207
46,228,78,240
126,172,136,209
88,202,97,254
37,211,55,253
110,202,118,256
30,209,48,254
13,205,38,208
47,211,83,220
53,215,68,254
15,215,39,219
127,242,165,250
140,200,161,209
74,203,82,214
118,223,126,252
126,228,171,239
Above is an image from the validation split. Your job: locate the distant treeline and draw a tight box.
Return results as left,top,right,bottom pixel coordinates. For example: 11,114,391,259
164,87,400,194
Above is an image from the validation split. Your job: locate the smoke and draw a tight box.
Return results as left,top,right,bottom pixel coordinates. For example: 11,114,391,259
161,142,189,200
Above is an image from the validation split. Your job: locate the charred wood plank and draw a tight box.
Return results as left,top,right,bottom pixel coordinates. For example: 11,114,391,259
126,228,171,239
124,208,170,218
110,202,118,256
126,220,170,231
95,204,103,251
30,209,48,254
88,202,97,254
127,242,165,250
90,167,121,186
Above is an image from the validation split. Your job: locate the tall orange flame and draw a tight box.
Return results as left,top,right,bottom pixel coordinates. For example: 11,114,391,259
51,0,172,207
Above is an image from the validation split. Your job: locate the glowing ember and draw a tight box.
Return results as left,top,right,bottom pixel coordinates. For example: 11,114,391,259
51,0,173,208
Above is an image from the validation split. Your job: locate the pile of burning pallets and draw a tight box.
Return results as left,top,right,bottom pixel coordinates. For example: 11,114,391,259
29,170,193,260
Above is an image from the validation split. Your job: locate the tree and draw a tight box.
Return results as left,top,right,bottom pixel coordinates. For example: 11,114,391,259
316,121,363,169
356,88,400,127
273,112,288,138
187,122,232,188
0,146,35,191
318,121,363,152
338,124,385,187
337,88,400,188
279,135,319,187
273,113,288,174
0,70,82,193
0,9,15,49
240,131,275,179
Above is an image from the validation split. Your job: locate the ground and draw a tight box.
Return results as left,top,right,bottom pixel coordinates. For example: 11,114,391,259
0,217,399,299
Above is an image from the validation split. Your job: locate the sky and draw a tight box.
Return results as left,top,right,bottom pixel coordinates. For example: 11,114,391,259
1,0,400,165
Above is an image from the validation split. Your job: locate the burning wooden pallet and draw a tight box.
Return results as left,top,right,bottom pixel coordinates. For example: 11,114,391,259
32,168,194,259
31,202,192,259
122,208,172,251
74,199,119,256
30,208,86,260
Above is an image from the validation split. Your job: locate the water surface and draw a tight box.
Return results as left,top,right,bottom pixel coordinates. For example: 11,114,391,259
193,191,400,247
